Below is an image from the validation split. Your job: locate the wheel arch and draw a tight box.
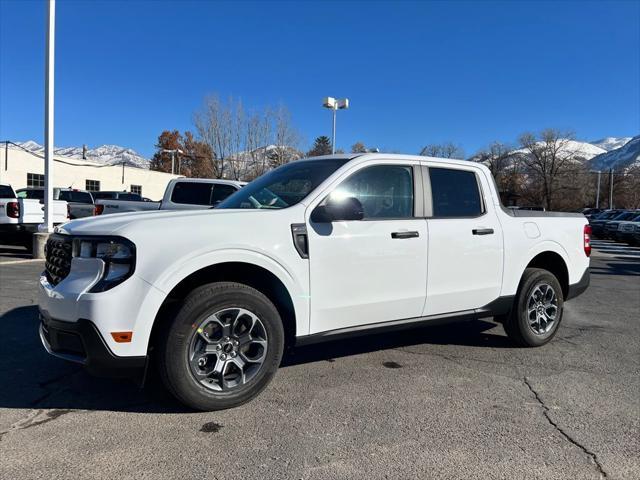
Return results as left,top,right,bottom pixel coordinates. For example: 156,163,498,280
523,251,569,299
149,261,299,354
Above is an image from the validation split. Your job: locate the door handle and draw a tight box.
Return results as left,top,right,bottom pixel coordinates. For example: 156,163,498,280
391,231,419,239
472,228,494,235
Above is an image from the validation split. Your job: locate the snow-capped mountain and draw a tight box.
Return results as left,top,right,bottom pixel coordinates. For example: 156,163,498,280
590,137,633,152
13,141,150,169
589,135,640,171
506,139,606,163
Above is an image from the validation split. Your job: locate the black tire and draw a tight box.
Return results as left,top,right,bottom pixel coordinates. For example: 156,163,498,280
503,268,564,347
158,281,284,411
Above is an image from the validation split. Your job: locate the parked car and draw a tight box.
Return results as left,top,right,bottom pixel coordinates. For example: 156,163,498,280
631,228,640,247
602,211,640,239
589,210,624,237
39,153,591,411
94,178,245,215
17,187,95,219
581,207,603,219
613,214,640,243
0,183,67,248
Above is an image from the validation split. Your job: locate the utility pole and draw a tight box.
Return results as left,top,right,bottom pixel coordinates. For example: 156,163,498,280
42,0,55,234
590,170,601,208
609,168,614,209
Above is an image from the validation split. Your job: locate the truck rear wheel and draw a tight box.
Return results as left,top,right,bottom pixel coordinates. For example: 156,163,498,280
158,282,285,411
503,268,564,347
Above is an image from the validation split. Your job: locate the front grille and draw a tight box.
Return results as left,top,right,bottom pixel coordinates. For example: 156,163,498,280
45,235,73,286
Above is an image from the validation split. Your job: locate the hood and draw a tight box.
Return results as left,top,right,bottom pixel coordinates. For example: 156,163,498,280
56,208,253,236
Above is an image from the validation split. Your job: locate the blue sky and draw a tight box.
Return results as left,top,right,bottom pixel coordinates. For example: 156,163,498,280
1,0,638,158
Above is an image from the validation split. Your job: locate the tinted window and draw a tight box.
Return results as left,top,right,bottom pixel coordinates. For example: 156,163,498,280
430,168,483,217
17,189,44,200
211,184,237,204
0,185,15,198
613,212,635,221
92,192,117,199
171,182,214,205
118,193,142,201
331,165,414,219
218,159,349,209
58,191,93,203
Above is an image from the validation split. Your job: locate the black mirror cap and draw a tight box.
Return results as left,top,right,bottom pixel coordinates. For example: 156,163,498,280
311,197,364,222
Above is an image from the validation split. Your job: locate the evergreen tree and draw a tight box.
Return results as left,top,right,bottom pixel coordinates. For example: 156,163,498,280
307,136,333,157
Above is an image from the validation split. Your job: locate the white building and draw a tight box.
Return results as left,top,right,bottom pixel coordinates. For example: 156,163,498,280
0,142,180,200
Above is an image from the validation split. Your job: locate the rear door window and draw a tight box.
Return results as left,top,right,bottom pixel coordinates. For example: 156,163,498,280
171,182,214,205
429,167,484,217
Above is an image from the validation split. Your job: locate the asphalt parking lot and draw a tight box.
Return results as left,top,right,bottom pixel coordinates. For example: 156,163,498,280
0,241,638,479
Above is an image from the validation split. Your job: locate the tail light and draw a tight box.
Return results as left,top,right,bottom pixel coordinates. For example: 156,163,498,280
94,204,104,215
66,204,71,220
7,201,19,218
583,225,592,257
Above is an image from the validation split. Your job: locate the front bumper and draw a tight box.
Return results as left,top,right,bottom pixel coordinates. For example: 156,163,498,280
566,268,590,301
39,310,146,377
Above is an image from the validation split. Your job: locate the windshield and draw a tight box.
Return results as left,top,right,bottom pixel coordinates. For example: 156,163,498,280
217,158,350,209
613,212,635,221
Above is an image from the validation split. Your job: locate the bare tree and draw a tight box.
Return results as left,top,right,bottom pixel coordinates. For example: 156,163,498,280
518,129,579,210
194,95,302,180
269,105,302,169
419,142,465,159
194,95,227,178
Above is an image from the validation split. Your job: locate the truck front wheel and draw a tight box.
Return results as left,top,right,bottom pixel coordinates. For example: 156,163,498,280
502,268,564,347
158,282,285,411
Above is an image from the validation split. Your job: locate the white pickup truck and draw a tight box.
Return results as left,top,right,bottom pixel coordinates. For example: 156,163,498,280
94,178,245,215
17,187,96,219
0,183,68,248
38,154,591,411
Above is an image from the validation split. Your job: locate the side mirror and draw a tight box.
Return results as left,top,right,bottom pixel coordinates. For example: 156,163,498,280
311,196,364,222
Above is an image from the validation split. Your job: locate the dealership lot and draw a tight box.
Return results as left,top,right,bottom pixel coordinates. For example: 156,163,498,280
0,243,638,479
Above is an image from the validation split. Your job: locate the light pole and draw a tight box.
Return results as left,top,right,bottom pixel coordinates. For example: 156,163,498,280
162,148,183,175
322,97,349,154
590,170,601,208
42,0,56,234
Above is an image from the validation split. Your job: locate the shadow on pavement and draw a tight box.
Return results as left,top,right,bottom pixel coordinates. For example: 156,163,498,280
590,256,640,276
0,304,505,413
0,245,31,261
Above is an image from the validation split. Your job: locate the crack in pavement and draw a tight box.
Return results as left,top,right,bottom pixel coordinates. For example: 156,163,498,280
0,369,83,443
0,409,73,442
523,377,608,479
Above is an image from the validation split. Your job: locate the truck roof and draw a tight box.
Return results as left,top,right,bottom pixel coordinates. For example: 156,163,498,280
168,178,246,187
303,153,484,169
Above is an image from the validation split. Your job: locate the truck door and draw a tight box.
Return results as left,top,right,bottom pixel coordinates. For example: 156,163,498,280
422,165,504,316
306,161,428,334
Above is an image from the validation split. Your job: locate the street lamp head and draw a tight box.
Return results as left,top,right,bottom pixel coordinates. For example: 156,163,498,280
322,97,336,109
337,98,349,110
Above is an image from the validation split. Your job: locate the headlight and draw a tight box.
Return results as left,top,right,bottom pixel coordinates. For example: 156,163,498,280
72,237,136,292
